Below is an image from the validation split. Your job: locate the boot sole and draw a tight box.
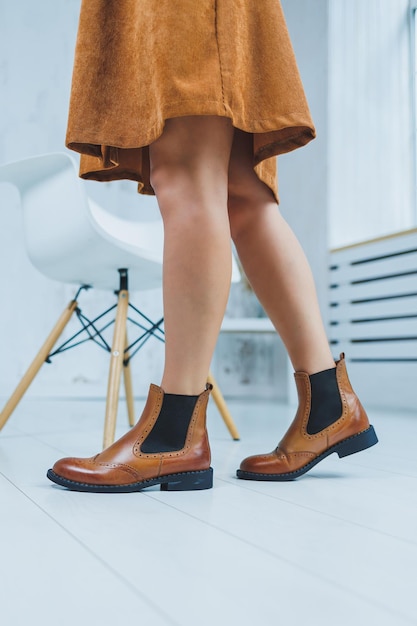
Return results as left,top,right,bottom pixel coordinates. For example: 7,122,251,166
46,467,213,493
236,425,378,482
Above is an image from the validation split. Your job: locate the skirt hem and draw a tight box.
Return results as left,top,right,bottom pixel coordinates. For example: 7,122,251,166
67,110,316,203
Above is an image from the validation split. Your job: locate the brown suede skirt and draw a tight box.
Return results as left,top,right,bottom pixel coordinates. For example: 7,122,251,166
66,0,316,202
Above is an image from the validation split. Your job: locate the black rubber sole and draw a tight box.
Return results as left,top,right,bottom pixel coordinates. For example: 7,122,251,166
46,467,213,493
236,425,378,482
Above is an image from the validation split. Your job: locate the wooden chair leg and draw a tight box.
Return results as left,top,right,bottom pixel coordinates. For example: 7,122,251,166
207,370,240,440
123,333,135,428
102,289,129,449
0,299,78,431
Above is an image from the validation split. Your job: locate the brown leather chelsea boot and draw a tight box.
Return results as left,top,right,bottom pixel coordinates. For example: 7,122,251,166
47,383,213,492
237,353,378,481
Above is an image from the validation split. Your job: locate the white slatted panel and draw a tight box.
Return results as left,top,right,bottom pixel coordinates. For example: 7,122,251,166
332,296,417,320
332,320,417,341
329,229,417,410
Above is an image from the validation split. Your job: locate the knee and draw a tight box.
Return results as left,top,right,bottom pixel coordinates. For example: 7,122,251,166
227,170,264,244
149,117,233,218
228,167,279,243
151,163,231,239
149,134,198,201
150,162,195,224
151,161,230,228
227,160,277,242
228,188,259,243
149,158,186,203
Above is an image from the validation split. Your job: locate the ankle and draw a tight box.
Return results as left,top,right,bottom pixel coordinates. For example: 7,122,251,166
294,355,336,376
160,376,208,396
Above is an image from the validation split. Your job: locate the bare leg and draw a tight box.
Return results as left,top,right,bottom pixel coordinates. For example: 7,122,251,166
150,116,234,394
48,116,235,490
228,130,334,374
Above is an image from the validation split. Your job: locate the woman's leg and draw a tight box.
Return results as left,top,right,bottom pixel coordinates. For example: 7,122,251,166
227,129,334,374
227,130,378,481
150,116,234,394
47,115,235,492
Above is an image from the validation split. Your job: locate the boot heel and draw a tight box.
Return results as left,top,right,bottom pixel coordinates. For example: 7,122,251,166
336,425,378,458
160,468,213,491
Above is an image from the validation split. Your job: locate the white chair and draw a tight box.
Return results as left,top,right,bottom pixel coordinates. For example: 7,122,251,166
0,152,240,447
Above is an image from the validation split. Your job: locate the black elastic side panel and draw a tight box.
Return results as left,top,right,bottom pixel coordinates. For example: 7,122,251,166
141,393,199,453
306,367,343,435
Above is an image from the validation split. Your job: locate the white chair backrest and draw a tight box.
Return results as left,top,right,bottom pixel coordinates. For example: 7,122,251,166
0,153,164,290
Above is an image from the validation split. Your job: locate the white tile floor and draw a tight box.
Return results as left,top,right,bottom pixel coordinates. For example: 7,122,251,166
1,395,416,626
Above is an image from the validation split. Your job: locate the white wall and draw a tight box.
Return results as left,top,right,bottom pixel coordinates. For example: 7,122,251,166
328,0,416,248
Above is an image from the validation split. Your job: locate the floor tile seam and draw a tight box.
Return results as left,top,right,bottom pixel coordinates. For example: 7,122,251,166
17,427,107,437
143,492,416,624
1,419,49,436
338,458,417,479
0,430,91,459
30,432,82,455
0,471,179,626
29,430,123,455
1,427,92,441
0,432,34,440
215,476,417,548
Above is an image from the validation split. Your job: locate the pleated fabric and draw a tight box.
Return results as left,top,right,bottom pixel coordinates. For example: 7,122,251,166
66,0,316,202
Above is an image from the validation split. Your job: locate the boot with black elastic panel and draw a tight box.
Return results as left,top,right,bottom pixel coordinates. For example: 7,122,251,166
47,383,213,492
237,353,378,481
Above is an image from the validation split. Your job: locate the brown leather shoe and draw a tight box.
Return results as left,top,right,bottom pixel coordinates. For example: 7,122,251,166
237,353,378,481
47,383,213,492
